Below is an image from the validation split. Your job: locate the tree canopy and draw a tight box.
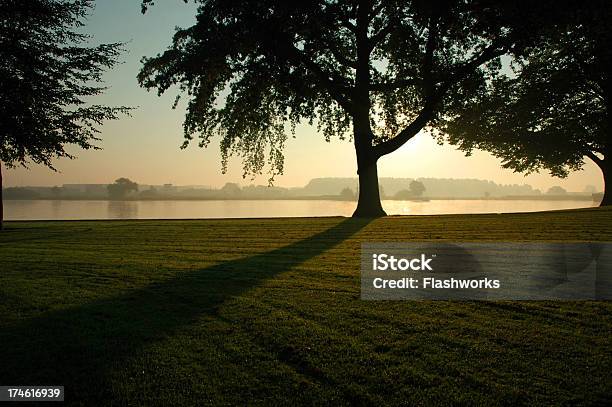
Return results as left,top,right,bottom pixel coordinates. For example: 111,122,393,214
107,177,139,200
547,186,567,196
409,180,426,197
439,1,611,205
139,0,561,216
0,0,130,169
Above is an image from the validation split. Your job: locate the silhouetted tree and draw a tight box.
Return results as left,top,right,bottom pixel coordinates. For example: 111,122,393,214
547,186,567,196
139,0,556,217
0,0,130,229
409,180,426,197
51,186,63,198
440,2,612,206
394,180,425,199
220,182,242,197
107,178,139,200
339,187,356,200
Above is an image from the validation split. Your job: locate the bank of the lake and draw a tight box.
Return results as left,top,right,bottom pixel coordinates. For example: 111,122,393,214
1,208,611,405
4,198,598,220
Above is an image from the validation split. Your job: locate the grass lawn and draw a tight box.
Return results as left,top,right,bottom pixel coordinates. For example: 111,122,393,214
1,207,611,406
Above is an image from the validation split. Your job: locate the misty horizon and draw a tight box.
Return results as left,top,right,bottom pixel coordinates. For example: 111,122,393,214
5,176,601,197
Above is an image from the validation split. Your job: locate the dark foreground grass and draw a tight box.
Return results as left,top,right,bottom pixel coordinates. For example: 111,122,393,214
1,208,611,406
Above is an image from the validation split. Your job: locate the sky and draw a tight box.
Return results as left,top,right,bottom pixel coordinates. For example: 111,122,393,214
4,0,604,193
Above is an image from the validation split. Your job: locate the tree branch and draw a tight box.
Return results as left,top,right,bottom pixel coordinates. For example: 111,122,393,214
340,18,357,33
371,16,440,158
373,40,506,159
368,2,404,52
585,150,603,166
369,1,386,22
373,100,437,158
437,41,506,94
286,44,353,113
320,38,358,69
369,17,396,49
422,16,438,98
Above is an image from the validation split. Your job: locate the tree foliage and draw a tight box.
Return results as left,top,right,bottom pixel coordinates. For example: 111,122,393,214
0,0,130,170
394,180,426,199
339,187,356,200
439,2,610,179
107,177,138,199
409,180,426,196
547,186,567,195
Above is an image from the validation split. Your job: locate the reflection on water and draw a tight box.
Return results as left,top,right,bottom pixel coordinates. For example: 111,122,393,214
107,201,139,219
51,200,62,218
4,199,597,221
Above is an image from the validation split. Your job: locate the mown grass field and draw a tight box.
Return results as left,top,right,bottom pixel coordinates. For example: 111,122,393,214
1,208,611,406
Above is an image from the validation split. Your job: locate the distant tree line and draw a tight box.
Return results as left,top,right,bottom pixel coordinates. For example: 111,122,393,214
3,177,594,201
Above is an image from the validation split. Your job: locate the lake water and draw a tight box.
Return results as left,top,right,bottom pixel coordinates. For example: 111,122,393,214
4,199,597,220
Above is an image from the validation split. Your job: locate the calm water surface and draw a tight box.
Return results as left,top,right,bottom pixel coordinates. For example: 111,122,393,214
4,199,597,220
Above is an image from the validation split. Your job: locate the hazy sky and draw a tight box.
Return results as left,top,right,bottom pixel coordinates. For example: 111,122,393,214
4,0,604,193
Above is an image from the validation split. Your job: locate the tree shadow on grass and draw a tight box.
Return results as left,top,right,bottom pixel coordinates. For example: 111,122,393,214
0,217,370,402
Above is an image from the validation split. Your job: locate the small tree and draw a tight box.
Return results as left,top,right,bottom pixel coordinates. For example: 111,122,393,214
394,181,425,199
51,186,63,198
107,178,139,200
409,180,426,197
0,0,129,229
339,187,356,200
220,182,242,197
546,186,567,196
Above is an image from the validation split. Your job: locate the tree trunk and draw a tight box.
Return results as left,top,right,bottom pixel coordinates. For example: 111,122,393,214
349,1,386,218
599,159,611,206
353,159,386,217
351,105,386,217
0,162,3,230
